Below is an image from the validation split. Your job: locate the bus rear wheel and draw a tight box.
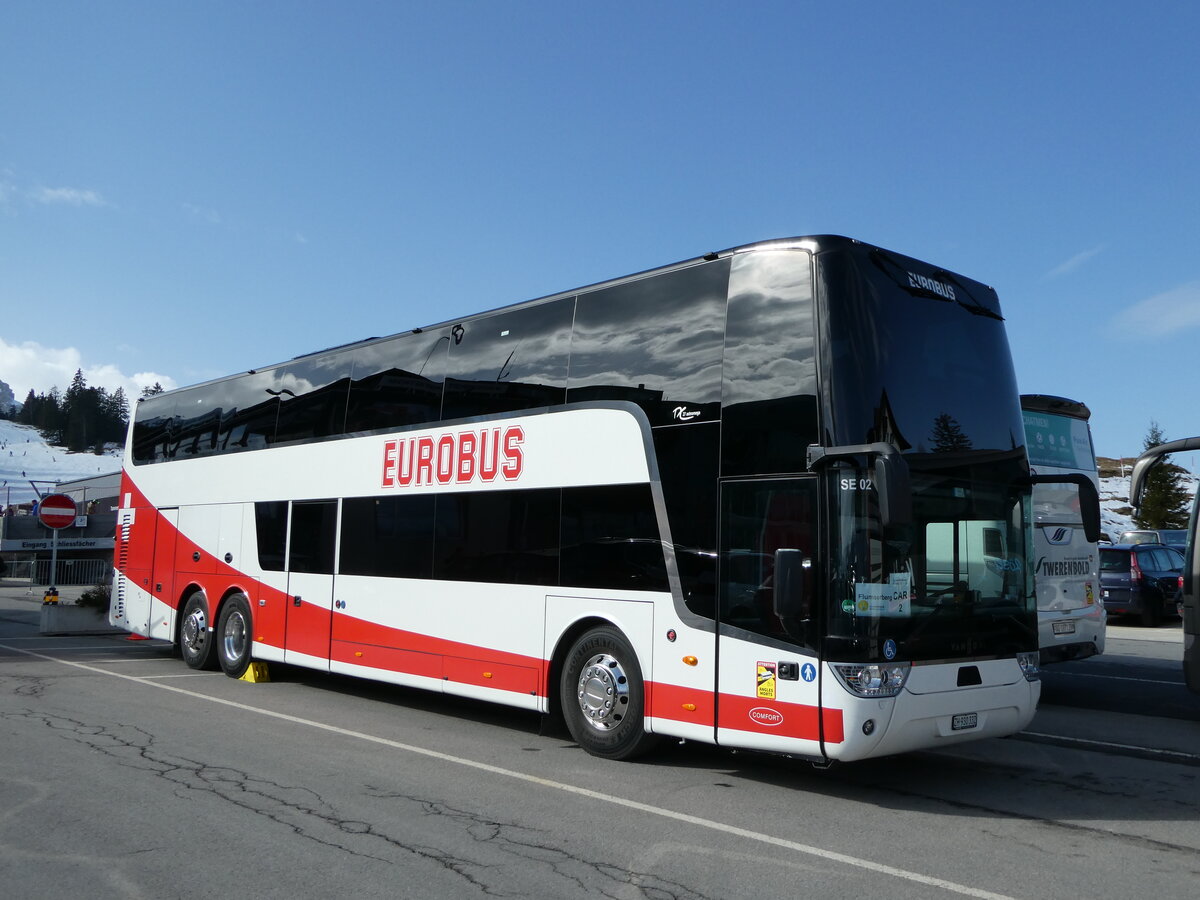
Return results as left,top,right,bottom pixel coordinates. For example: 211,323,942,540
217,594,253,678
180,591,217,670
560,625,659,760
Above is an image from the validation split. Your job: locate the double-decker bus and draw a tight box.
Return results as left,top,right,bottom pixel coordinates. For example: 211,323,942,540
112,235,1099,763
1021,395,1106,663
1130,437,1200,693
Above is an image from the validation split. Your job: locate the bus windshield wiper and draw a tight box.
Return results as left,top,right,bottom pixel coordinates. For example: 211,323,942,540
933,269,1003,321
870,250,1003,320
870,250,953,303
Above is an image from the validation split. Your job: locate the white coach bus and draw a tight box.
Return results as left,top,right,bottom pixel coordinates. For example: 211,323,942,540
111,236,1098,763
1021,395,1106,664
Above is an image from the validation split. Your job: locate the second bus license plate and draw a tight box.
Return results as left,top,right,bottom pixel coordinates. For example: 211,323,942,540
1052,621,1076,635
951,713,979,731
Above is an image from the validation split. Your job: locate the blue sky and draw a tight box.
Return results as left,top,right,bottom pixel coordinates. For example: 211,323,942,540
2,1,1198,464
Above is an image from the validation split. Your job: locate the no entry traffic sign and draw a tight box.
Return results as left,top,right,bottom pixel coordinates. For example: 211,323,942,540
38,493,78,529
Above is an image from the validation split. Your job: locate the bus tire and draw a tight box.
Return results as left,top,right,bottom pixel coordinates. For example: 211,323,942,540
560,625,659,760
217,594,253,678
180,591,218,670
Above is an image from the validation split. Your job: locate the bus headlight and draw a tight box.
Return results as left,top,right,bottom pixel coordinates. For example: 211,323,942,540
832,663,910,698
1017,651,1041,682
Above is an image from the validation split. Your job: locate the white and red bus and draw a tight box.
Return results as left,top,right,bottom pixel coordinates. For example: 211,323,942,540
112,236,1095,763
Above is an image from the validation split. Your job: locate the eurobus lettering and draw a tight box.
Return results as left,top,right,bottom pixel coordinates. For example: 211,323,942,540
381,426,524,488
111,235,1099,764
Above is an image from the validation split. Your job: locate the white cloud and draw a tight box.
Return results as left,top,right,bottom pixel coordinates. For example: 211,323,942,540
30,186,107,207
183,202,222,224
1046,244,1105,278
0,338,177,402
1111,281,1200,338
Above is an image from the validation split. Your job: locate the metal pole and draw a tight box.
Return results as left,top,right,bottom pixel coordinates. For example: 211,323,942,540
49,526,59,593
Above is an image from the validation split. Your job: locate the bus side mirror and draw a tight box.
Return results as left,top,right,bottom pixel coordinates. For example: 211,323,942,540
875,453,912,528
1028,474,1101,544
774,549,812,620
805,441,910,528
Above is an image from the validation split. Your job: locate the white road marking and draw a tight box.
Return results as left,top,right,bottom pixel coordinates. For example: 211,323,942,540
1019,731,1200,763
1,642,1016,900
1046,670,1183,687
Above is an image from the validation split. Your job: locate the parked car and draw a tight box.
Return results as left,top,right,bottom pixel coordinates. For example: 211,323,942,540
1100,543,1185,625
1119,529,1188,549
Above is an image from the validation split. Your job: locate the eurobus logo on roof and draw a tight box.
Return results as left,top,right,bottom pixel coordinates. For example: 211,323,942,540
382,425,524,488
907,271,956,300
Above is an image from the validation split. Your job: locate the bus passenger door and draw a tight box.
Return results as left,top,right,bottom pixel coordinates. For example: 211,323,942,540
716,479,824,756
284,499,339,669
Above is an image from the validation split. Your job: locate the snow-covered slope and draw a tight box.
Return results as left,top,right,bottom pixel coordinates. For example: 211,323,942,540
1099,476,1136,542
0,420,122,506
1096,472,1199,543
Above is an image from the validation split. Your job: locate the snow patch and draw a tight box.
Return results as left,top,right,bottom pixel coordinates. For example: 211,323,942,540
0,420,121,506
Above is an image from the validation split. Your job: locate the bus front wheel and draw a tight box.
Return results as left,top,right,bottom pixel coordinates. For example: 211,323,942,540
217,594,253,678
560,625,659,760
180,591,217,670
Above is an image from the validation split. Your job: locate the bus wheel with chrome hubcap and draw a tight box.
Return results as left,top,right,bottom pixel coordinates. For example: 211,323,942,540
560,625,659,760
180,591,217,670
217,594,253,678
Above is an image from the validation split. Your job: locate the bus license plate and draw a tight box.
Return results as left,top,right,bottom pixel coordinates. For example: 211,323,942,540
1052,621,1076,635
951,713,978,731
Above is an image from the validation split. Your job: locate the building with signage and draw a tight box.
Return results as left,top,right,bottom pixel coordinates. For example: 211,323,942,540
0,471,119,585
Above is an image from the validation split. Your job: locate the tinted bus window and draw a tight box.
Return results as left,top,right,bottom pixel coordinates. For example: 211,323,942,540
214,371,281,454
567,260,730,426
345,330,451,433
273,353,354,445
340,495,435,578
654,422,720,617
172,385,223,460
255,501,288,572
443,299,574,420
561,484,667,591
288,500,338,575
434,490,560,585
722,250,818,475
132,393,177,464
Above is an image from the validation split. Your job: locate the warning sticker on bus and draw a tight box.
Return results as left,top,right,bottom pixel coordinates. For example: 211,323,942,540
756,662,777,700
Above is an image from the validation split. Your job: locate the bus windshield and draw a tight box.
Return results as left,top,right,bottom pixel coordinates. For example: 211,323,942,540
819,246,1036,662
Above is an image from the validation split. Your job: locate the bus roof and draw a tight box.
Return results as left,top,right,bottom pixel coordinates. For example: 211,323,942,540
1020,394,1091,420
142,235,989,401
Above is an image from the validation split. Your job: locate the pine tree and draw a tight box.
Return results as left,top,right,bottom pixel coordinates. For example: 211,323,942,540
104,388,130,445
63,369,94,452
1133,421,1193,529
930,412,973,453
17,390,37,426
36,387,63,441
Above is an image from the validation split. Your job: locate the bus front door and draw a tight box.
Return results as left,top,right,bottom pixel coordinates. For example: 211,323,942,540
283,499,339,669
715,479,825,757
